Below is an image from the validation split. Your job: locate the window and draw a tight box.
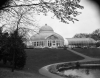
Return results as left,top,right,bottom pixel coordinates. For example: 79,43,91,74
50,41,52,46
38,41,40,46
48,41,49,46
40,41,41,46
34,42,36,46
41,41,44,46
56,41,60,46
48,41,52,47
37,42,38,46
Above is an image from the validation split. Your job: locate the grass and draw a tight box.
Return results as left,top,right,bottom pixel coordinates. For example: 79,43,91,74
24,48,83,74
0,48,84,78
1,48,100,78
0,68,45,78
73,48,100,58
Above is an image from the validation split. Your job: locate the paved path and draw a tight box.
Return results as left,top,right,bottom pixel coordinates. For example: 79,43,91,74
39,65,63,78
39,48,100,78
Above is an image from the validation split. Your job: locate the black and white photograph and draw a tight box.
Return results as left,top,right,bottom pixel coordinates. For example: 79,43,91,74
0,0,100,78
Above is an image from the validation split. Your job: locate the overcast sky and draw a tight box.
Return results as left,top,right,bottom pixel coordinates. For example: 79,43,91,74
35,0,100,38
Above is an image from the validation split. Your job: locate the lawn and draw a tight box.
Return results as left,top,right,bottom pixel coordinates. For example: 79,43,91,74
73,48,100,58
0,68,46,78
0,48,84,78
24,48,84,74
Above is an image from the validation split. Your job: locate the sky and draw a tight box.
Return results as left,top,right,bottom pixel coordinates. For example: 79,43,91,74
35,0,100,38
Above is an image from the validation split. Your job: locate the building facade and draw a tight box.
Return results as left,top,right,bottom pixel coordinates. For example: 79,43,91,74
30,24,64,48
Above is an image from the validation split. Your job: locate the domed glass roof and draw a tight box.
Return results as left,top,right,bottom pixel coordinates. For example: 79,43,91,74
39,24,54,33
31,24,64,41
31,32,64,41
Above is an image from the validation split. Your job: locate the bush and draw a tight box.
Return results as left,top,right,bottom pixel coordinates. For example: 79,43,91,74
1,29,27,69
14,48,26,69
96,41,100,47
9,30,26,69
48,65,58,74
0,30,9,62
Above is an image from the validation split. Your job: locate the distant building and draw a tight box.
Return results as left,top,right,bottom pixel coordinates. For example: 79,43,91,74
66,38,96,48
29,24,96,49
30,24,64,48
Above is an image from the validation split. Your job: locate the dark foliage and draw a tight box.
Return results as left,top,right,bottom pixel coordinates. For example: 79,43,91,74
0,28,27,69
7,29,27,69
91,34,100,41
0,0,9,10
0,27,9,61
73,28,100,41
96,41,100,47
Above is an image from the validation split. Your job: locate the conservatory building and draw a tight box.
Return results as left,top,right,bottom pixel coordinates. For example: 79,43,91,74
30,24,64,48
66,38,96,48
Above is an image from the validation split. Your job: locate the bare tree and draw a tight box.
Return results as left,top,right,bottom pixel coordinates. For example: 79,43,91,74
0,3,39,38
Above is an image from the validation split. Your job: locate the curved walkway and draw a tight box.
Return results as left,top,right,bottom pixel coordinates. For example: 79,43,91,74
39,48,100,78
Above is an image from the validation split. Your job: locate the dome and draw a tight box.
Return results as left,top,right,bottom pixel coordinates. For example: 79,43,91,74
31,24,64,41
39,24,54,33
31,32,64,41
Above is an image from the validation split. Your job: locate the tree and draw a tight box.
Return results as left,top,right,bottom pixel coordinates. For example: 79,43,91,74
91,29,100,40
6,29,27,71
0,0,8,10
73,33,90,38
0,5,38,35
0,25,9,62
0,6,40,47
0,27,4,61
96,41,100,47
73,28,100,41
0,0,84,24
91,34,100,41
0,26,27,71
0,0,84,44
0,27,26,70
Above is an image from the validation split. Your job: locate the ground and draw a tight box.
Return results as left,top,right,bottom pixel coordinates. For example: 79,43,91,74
0,48,100,78
24,48,83,74
73,48,100,58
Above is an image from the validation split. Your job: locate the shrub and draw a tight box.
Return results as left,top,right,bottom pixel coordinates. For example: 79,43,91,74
5,29,27,69
96,41,100,47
